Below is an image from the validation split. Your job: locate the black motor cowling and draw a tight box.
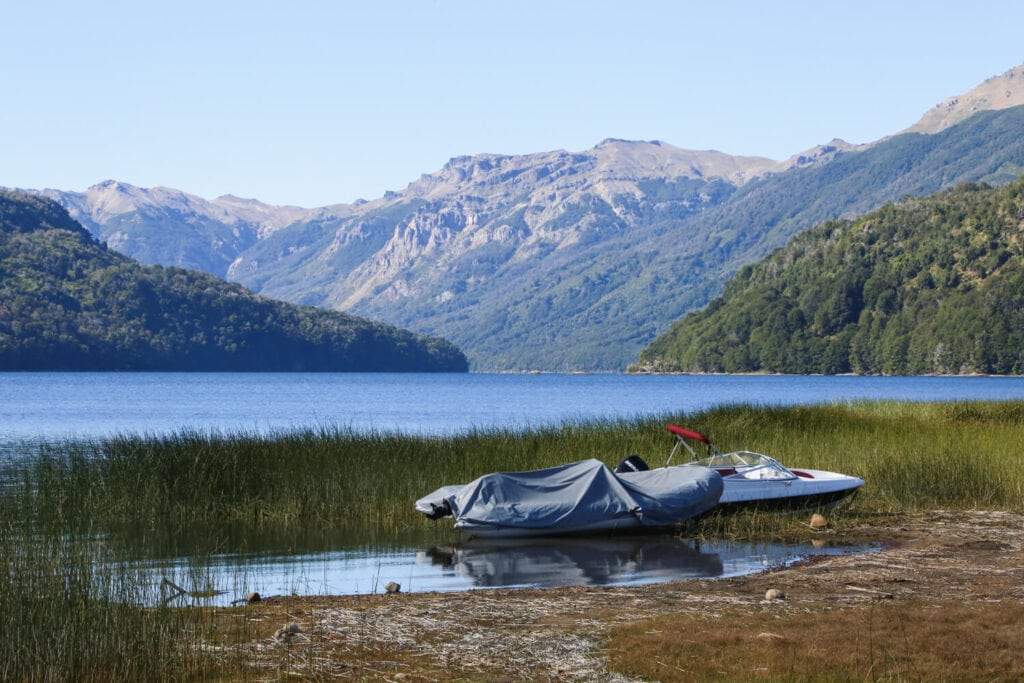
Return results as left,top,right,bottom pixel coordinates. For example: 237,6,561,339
614,454,650,473
425,499,453,520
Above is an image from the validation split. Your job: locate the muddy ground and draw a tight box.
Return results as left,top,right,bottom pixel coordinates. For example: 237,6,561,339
217,510,1024,680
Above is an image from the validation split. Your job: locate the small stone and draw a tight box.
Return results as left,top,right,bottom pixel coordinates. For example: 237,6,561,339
810,513,828,530
274,623,300,640
247,591,261,604
765,588,786,601
385,581,401,594
757,632,786,641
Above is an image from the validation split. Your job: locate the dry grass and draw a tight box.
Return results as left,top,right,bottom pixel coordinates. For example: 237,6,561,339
607,600,1024,682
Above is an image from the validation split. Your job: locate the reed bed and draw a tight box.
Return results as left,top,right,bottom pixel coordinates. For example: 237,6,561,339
2,400,1023,678
5,400,1024,536
0,523,218,681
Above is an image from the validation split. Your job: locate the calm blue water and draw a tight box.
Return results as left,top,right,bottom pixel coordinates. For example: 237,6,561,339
3,372,1024,444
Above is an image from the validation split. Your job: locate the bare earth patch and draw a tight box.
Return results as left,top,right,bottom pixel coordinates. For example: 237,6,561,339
211,510,1024,681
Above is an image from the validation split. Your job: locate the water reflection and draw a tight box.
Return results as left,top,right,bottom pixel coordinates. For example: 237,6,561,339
96,521,446,561
142,533,877,606
420,536,725,588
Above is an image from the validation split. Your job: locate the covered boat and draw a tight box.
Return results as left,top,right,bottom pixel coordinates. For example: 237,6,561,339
415,458,723,538
667,425,864,510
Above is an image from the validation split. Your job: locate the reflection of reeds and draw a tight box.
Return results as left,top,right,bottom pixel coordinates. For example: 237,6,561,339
2,401,1023,677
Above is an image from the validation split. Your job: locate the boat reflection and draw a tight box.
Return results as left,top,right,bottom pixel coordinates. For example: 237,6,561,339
109,531,878,606
419,536,726,589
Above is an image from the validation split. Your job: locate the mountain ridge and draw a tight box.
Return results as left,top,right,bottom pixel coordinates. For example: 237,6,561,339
906,63,1024,135
12,63,1024,371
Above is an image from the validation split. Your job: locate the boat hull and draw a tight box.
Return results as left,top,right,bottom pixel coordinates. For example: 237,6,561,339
454,514,651,538
715,468,864,511
718,485,860,512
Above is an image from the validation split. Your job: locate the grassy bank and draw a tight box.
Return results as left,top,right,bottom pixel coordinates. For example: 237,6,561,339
2,400,1023,678
8,400,1024,535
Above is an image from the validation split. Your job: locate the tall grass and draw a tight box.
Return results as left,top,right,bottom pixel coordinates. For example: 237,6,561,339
7,401,1024,536
8,419,672,536
0,523,217,681
688,400,1024,512
2,400,1023,678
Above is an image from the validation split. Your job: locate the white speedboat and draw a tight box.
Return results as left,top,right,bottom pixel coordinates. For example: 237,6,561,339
666,424,864,510
415,458,723,538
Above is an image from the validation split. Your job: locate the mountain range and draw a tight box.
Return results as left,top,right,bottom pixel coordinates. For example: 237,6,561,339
13,63,1024,371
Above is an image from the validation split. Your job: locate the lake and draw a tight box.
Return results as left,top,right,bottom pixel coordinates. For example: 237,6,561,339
4,371,1024,444
4,372,1021,600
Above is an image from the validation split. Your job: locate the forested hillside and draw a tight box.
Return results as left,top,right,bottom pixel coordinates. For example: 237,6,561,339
0,192,467,371
635,179,1024,375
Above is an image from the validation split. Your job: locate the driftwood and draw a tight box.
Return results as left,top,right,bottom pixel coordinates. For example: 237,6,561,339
160,578,187,605
160,577,227,605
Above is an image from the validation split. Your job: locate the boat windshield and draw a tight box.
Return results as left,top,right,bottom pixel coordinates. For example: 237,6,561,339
691,451,796,481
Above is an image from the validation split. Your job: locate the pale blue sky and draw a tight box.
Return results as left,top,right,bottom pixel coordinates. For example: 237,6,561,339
3,1,1022,207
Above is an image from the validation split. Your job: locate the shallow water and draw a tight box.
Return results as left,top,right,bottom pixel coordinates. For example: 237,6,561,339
147,533,879,606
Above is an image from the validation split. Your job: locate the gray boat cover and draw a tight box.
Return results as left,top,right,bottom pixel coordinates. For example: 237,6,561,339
418,459,722,533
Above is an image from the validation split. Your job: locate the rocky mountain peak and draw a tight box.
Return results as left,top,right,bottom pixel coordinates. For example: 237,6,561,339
34,182,338,238
784,138,861,169
906,62,1024,134
589,138,781,184
83,181,198,220
399,139,784,206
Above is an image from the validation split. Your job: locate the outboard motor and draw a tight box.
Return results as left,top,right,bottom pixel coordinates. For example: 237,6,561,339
425,499,453,520
614,454,650,473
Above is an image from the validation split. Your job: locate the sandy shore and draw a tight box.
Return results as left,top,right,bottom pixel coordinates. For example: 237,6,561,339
214,510,1024,680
